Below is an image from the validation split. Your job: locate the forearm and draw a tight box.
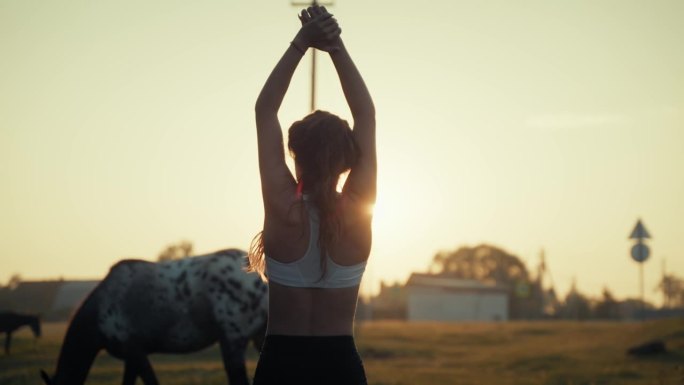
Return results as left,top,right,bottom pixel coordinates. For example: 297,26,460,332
255,44,306,114
329,40,375,120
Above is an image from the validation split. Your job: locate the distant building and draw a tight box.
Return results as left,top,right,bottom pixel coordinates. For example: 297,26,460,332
369,281,408,319
50,280,100,320
406,273,508,321
0,280,99,321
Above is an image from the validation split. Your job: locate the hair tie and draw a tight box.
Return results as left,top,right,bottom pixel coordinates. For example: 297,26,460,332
296,180,304,198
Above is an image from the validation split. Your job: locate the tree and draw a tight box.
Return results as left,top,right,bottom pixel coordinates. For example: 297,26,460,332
430,244,529,285
7,273,22,290
594,287,620,319
655,274,684,308
429,244,540,319
558,279,592,320
158,240,194,261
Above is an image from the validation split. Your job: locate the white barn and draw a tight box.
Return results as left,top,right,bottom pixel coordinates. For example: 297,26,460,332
406,273,508,322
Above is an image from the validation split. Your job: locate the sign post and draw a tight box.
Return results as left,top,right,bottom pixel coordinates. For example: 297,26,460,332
629,219,651,317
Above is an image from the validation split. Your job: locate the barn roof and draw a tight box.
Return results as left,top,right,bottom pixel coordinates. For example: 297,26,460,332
406,273,508,293
51,280,100,311
0,281,62,314
0,280,100,320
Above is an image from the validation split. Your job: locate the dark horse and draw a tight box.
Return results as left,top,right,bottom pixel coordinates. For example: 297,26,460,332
0,311,41,354
40,249,268,385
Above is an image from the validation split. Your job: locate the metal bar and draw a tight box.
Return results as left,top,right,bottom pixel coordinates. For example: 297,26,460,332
311,49,316,111
640,262,645,319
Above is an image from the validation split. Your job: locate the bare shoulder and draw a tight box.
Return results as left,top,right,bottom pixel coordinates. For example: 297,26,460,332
339,193,373,228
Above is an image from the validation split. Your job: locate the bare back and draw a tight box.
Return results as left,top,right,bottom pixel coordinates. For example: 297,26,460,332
263,195,372,335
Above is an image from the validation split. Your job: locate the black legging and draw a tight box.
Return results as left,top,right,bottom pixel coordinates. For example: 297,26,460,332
253,335,367,385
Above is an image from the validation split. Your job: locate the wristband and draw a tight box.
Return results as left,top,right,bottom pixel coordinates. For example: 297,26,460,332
290,41,306,55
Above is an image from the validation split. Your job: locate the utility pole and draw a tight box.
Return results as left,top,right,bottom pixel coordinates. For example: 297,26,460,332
662,258,668,308
538,248,558,316
291,0,334,111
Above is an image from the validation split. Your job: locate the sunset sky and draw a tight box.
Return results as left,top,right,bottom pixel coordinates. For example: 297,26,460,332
1,0,682,303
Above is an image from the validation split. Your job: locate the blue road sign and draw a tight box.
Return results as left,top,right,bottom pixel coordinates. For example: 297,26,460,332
631,243,650,263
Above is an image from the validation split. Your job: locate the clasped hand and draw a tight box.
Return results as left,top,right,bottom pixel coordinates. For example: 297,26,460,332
293,5,342,53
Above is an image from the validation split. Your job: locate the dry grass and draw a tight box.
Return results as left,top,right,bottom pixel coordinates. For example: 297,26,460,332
1,319,683,385
356,320,684,385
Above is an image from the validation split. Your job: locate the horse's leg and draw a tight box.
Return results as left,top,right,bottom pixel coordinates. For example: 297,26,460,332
135,355,159,385
250,323,267,354
126,354,158,385
122,359,137,385
219,337,249,385
4,331,11,355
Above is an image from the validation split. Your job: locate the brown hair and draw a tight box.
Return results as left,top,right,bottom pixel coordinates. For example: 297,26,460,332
248,110,359,280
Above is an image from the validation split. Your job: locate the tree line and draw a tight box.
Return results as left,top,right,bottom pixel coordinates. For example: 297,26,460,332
428,244,681,320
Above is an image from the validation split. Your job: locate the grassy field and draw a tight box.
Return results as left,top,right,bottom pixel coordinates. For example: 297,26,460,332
1,319,683,385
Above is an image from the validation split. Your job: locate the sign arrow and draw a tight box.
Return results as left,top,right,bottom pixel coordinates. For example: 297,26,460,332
629,219,651,240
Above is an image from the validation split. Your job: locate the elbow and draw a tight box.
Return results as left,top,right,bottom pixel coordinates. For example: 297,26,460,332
254,103,278,120
254,99,277,117
254,97,267,114
364,102,376,119
353,103,375,123
369,99,376,115
362,99,376,118
355,106,375,124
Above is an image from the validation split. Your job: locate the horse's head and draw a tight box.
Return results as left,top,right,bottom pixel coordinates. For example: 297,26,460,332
40,370,53,385
30,316,42,338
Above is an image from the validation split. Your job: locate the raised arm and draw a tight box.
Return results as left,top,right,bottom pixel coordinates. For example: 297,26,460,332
331,37,377,205
254,11,341,211
254,41,303,209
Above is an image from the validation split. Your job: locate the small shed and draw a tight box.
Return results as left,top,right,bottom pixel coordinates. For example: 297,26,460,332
406,273,508,321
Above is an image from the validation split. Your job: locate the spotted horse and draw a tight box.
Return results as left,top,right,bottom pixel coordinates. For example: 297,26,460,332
40,248,268,385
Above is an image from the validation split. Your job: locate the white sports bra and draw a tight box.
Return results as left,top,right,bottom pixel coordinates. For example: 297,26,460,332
264,198,367,289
